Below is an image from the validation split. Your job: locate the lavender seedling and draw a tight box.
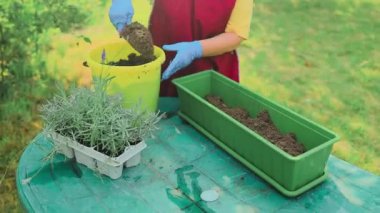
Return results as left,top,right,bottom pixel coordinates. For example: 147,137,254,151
101,49,106,64
40,75,164,157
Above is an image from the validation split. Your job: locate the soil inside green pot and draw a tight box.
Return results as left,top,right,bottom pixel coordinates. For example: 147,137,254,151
205,95,305,156
104,53,155,66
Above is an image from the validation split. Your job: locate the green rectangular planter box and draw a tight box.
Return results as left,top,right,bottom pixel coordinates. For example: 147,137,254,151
172,71,339,197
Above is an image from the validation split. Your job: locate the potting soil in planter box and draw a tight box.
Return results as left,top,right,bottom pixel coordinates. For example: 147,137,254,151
173,71,339,197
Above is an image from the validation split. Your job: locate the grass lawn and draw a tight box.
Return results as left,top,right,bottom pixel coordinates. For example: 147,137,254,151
1,0,379,211
239,0,379,174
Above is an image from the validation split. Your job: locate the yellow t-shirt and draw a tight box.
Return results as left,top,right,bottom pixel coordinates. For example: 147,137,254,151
225,0,254,39
134,0,253,39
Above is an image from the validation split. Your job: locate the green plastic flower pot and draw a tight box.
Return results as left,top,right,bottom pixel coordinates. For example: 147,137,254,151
172,71,339,197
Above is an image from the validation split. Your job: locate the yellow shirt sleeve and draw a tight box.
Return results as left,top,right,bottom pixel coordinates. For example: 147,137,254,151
225,0,254,39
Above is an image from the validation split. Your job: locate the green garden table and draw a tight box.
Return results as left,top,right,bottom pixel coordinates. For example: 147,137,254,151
17,98,380,212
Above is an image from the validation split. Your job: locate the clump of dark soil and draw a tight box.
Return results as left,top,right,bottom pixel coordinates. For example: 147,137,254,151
102,22,156,66
105,53,153,66
205,95,305,156
120,22,155,62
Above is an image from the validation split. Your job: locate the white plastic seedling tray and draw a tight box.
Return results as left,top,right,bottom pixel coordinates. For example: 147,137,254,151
47,132,147,179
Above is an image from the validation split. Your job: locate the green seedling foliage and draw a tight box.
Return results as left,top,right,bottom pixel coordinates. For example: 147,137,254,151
0,0,88,99
40,75,163,157
77,35,92,44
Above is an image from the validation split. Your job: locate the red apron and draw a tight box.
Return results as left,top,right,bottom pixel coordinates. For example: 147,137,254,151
149,0,239,96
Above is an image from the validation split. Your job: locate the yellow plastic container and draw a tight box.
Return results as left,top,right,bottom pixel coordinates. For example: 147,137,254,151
87,42,165,112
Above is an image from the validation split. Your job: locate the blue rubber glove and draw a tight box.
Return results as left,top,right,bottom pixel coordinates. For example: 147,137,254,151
109,0,134,33
162,41,203,81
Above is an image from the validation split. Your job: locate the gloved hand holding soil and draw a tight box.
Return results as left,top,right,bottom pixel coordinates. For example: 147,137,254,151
103,22,156,66
120,22,155,62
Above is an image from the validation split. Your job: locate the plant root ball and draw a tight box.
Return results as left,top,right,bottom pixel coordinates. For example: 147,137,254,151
120,22,155,61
